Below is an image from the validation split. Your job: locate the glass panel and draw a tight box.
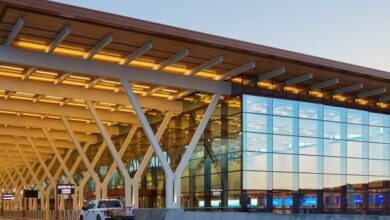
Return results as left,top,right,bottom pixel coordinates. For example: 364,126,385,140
369,112,387,127
228,172,241,190
369,126,388,143
243,113,267,133
347,109,365,125
369,160,388,176
324,121,342,139
347,124,363,141
324,139,343,157
299,137,318,155
273,154,293,172
347,141,363,158
228,152,241,171
324,174,345,188
347,158,364,175
243,152,267,171
273,99,295,117
273,135,293,153
243,95,268,114
243,132,267,152
369,143,388,160
299,102,319,119
299,119,318,137
273,172,294,190
324,157,341,174
324,106,345,122
300,173,320,190
299,155,318,173
273,116,293,135
243,171,268,190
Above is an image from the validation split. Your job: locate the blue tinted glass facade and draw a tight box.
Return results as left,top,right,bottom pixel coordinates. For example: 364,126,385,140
242,94,390,214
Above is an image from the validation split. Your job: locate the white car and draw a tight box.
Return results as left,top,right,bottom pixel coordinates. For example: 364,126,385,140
80,199,134,220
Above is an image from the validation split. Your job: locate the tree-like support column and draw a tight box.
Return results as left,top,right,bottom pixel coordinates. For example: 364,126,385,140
130,112,173,208
121,79,221,208
62,116,102,201
87,100,135,207
69,143,90,208
101,126,138,201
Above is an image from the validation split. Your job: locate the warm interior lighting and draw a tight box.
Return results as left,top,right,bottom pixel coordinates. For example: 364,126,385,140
309,90,324,98
284,86,299,94
93,54,122,63
22,113,43,118
62,81,86,87
29,76,56,83
101,79,121,85
378,102,389,108
11,96,33,101
195,71,219,79
132,84,151,90
93,85,116,91
356,98,368,105
161,88,178,93
13,41,46,52
333,94,346,102
0,65,24,71
151,93,172,98
0,71,22,78
129,60,155,69
53,47,85,58
259,81,276,90
0,110,18,115
35,70,59,76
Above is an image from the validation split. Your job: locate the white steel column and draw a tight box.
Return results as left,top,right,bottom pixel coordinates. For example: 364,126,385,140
62,116,102,201
0,174,9,190
27,137,56,213
15,143,39,187
101,126,138,202
51,148,74,210
69,143,90,208
42,128,77,186
86,100,134,206
42,128,77,209
121,79,175,207
174,93,221,207
0,162,20,210
78,141,107,202
131,112,173,208
0,160,17,190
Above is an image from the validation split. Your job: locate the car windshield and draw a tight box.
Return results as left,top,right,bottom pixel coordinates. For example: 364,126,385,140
98,200,122,208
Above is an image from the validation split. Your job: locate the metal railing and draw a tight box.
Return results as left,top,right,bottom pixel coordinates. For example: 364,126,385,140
1,210,81,220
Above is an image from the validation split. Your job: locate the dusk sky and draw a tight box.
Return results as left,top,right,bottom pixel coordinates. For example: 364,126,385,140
51,0,390,72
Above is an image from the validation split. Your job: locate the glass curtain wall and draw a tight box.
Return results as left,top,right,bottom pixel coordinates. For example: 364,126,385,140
242,94,390,215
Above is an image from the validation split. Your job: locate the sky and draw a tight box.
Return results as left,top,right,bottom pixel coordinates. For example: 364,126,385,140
51,0,390,72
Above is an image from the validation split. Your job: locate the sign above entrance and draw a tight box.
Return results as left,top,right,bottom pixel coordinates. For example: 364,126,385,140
57,184,75,195
2,192,15,200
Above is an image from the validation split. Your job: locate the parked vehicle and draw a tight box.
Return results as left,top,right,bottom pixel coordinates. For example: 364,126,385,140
80,199,134,220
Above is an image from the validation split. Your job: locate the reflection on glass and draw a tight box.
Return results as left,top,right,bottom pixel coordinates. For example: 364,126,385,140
243,113,267,133
273,116,293,135
299,137,318,155
243,132,267,152
273,135,293,153
243,95,268,114
299,102,319,119
273,99,295,117
242,95,390,215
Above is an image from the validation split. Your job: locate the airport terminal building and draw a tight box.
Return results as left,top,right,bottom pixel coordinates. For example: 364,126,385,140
0,0,389,217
